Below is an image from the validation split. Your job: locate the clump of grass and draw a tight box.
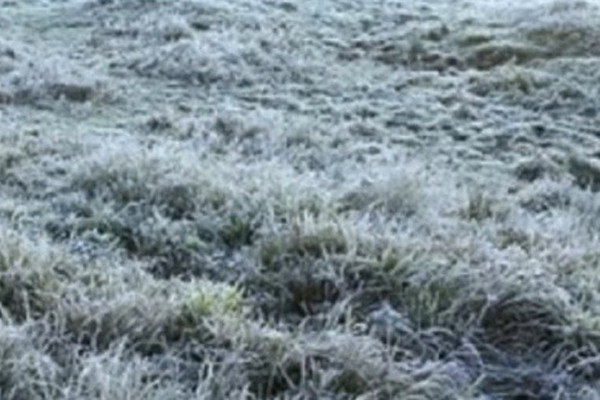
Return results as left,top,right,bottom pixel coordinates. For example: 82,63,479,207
0,228,74,322
372,34,465,72
94,0,163,6
524,1,600,58
237,321,480,398
0,322,62,400
514,156,562,183
338,179,422,218
260,218,349,269
457,29,494,47
59,294,167,353
151,15,194,43
128,39,246,86
495,226,539,253
517,178,573,213
467,66,552,98
61,278,245,354
461,190,495,221
218,213,258,249
478,289,571,354
173,280,244,327
465,42,545,70
61,139,248,241
0,147,24,180
566,153,600,192
47,192,260,280
254,216,348,317
71,146,158,205
0,53,107,106
47,204,214,279
67,138,237,213
58,344,190,400
337,166,427,218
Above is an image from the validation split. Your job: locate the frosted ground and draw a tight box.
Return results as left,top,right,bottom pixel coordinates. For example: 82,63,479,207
1,0,600,398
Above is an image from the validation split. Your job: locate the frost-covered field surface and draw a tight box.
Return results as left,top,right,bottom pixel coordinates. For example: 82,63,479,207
2,0,600,398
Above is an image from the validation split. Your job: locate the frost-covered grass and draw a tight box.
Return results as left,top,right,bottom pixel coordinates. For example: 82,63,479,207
1,0,600,398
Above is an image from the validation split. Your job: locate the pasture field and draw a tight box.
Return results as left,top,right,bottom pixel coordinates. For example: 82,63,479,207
1,0,600,398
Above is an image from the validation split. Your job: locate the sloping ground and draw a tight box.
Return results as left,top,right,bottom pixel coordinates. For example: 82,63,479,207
1,0,600,398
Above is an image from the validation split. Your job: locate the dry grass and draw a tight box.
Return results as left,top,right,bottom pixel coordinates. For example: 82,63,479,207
1,0,600,398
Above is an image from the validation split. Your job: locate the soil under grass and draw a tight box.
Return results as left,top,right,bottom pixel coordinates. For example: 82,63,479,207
2,0,600,398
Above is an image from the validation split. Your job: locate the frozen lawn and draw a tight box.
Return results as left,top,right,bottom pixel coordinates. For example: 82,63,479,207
1,0,600,398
